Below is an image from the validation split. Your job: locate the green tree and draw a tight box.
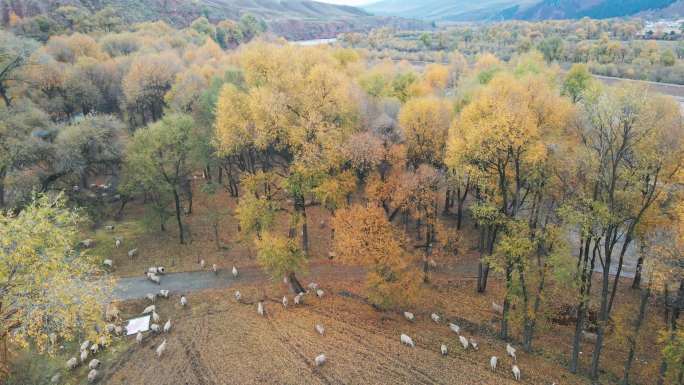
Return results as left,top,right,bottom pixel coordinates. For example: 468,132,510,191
0,31,38,107
562,63,595,103
255,233,307,293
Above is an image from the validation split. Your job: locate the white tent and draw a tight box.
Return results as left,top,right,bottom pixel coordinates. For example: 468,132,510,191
125,315,151,336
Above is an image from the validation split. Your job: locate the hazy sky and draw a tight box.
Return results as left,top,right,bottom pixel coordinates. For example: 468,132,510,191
316,0,375,5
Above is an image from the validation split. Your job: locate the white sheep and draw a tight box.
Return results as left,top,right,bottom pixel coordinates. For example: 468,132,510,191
294,293,303,305
80,349,88,363
234,291,241,301
448,322,460,334
90,343,99,354
315,324,325,336
257,301,264,316
492,302,504,315
180,296,188,307
441,344,448,356
146,272,160,284
142,305,155,314
81,239,94,248
282,296,288,308
66,357,78,370
128,248,138,258
159,289,169,298
51,373,60,384
459,335,469,350
88,359,101,370
506,343,517,361
150,323,160,333
115,238,122,248
104,225,114,231
404,311,415,322
147,267,159,275
316,289,324,298
314,354,327,367
146,293,156,302
87,369,99,383
212,264,218,275
103,259,113,268
308,282,318,291
152,311,160,323
581,330,598,342
232,265,238,278
80,340,91,351
400,334,415,348
136,332,143,344
164,319,171,333
200,259,206,269
469,338,478,350
106,323,116,334
156,339,167,357
157,266,166,274
512,365,521,381
490,356,498,371
431,313,440,323
114,326,123,335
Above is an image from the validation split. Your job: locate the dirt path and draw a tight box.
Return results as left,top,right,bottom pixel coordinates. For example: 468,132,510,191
112,262,367,300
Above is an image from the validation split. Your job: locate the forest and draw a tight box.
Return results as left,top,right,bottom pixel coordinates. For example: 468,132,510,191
0,8,683,385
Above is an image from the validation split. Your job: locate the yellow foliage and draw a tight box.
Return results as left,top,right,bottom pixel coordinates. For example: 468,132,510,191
398,96,452,166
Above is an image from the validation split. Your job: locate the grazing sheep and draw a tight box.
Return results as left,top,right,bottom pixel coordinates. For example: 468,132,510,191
282,296,288,308
128,248,138,258
66,357,78,370
142,305,155,314
81,340,91,351
164,319,171,333
431,313,440,323
105,305,120,321
87,369,99,383
404,312,415,322
103,259,113,268
104,225,114,231
80,349,88,363
469,338,478,350
512,365,521,381
49,333,57,345
146,272,160,285
506,343,517,361
114,326,123,335
234,291,241,301
148,267,159,275
90,343,99,354
152,311,160,323
106,324,116,334
200,259,206,269
156,339,167,357
80,239,95,248
581,330,598,342
314,354,327,367
51,373,60,384
492,302,504,315
88,359,101,370
441,344,448,356
232,265,238,278
257,301,264,316
315,324,325,336
157,266,166,274
400,334,415,348
180,296,188,307
316,289,324,298
308,282,318,291
115,238,121,248
136,332,143,344
294,293,303,305
159,289,169,298
490,356,498,371
150,323,160,333
146,293,156,302
212,264,218,275
459,335,469,350
448,322,460,334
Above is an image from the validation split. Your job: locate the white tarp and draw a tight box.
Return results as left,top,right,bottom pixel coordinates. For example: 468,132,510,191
125,315,151,336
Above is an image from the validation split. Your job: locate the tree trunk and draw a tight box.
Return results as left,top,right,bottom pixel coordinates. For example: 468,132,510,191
213,223,220,250
500,262,513,340
288,272,305,294
0,168,5,208
622,286,650,385
173,189,185,244
632,256,644,289
443,189,451,215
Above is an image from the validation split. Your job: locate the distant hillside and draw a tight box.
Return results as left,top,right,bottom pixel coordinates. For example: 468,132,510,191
363,0,679,21
0,0,429,40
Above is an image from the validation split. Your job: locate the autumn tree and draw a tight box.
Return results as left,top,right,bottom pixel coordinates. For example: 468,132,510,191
398,96,452,168
0,31,38,107
256,232,307,294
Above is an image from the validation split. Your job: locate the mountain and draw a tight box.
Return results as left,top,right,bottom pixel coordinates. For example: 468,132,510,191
363,0,679,21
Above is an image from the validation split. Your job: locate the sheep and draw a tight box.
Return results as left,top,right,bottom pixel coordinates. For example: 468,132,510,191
150,323,160,333
157,266,166,275
80,349,89,363
51,373,61,384
234,291,241,302
103,259,113,268
315,324,325,336
115,238,122,248
232,265,238,278
308,282,318,291
314,354,327,367
459,335,469,350
180,295,188,307
257,301,264,316
581,330,598,342
90,343,99,354
87,369,99,383
164,319,171,333
200,259,206,269
441,344,448,356
159,289,169,298
512,365,521,381
106,323,116,334
66,357,78,370
128,248,138,258
492,302,504,315
448,322,460,334
147,267,159,275
114,326,123,335
294,293,303,305
400,333,415,348
152,311,160,323
316,289,324,298
105,304,120,321
146,293,156,302
136,332,143,344
146,272,160,285
156,339,167,357
104,225,114,231
431,313,440,323
282,296,288,308
404,311,415,322
98,336,107,347
88,359,101,370
80,340,91,351
80,239,95,248
490,356,498,371
141,305,155,314
212,264,218,275
506,343,517,361
469,338,478,350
